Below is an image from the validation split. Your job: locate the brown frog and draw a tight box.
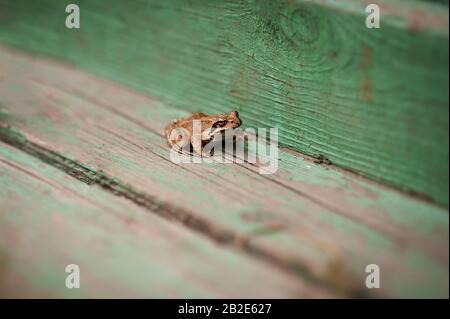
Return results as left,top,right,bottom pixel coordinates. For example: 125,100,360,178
165,111,242,156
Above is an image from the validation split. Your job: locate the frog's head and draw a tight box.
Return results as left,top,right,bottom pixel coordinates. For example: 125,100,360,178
201,111,242,140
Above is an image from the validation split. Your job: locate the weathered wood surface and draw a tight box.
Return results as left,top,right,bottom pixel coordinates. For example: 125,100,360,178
0,0,448,205
0,141,331,298
0,47,448,298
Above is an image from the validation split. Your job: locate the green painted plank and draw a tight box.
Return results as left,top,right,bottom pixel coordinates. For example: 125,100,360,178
0,47,447,298
0,141,328,298
0,0,448,205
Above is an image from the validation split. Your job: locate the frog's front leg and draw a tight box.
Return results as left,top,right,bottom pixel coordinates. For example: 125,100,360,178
191,132,204,157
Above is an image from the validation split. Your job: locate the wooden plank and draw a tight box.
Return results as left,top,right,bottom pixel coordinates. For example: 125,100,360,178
0,0,448,205
0,47,448,298
0,141,331,298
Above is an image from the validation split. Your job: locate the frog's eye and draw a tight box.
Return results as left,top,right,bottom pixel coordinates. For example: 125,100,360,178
213,120,227,128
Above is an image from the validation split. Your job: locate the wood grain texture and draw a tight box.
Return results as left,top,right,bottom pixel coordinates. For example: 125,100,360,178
0,0,448,205
0,141,332,298
0,46,447,298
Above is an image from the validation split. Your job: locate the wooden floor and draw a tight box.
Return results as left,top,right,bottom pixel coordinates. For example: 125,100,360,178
0,46,448,298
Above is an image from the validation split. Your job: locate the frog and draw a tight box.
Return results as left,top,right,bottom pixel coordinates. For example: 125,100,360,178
164,111,242,157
